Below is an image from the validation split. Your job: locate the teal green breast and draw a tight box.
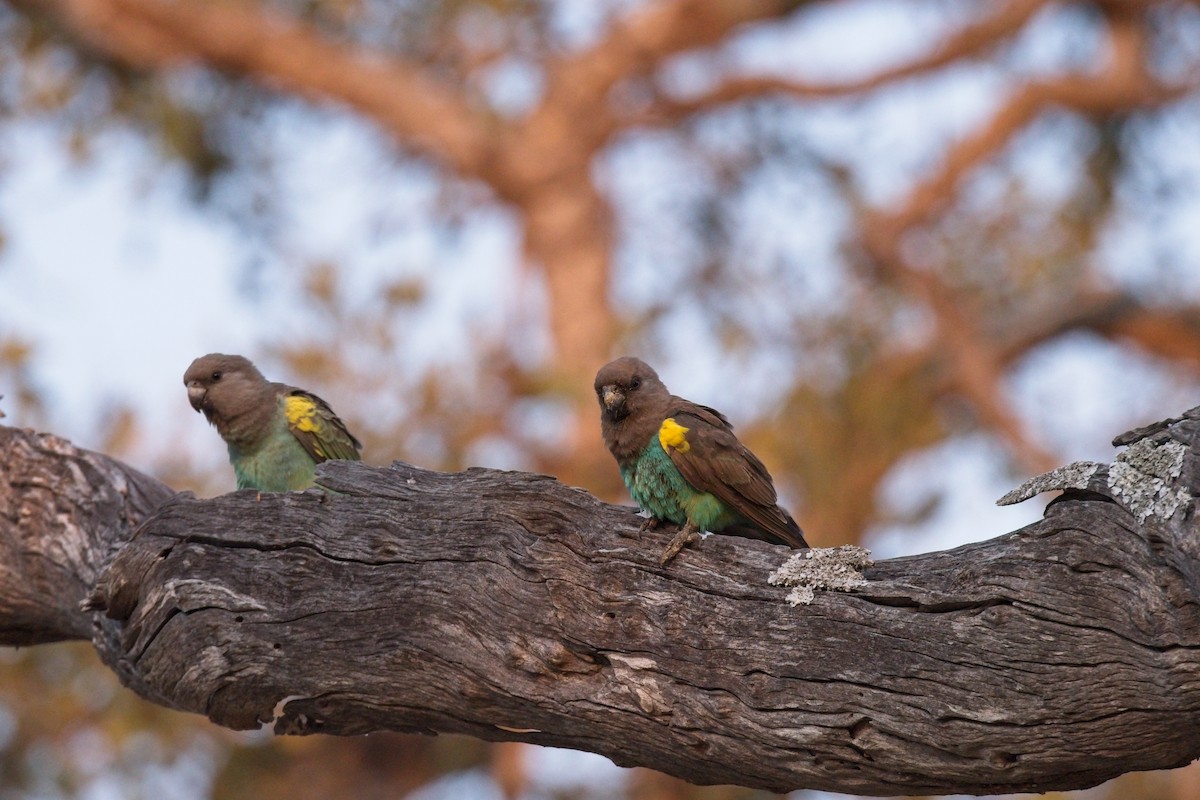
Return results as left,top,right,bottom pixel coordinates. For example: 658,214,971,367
621,437,741,532
228,402,317,491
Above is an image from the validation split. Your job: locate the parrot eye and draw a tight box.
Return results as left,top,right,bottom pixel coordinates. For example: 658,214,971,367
630,377,642,389
211,371,222,382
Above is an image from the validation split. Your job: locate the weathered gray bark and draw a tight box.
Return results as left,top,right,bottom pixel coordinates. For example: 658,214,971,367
2,420,1200,795
0,428,172,644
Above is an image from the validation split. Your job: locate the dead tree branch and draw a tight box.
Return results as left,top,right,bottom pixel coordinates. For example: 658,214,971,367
3,422,1200,794
0,427,171,646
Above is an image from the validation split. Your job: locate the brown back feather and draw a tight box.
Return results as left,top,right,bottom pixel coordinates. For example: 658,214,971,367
666,400,808,548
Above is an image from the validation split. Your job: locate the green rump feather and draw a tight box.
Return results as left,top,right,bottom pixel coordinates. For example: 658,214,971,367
621,438,742,533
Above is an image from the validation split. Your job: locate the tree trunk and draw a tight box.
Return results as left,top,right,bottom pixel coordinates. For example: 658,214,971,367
2,421,1200,795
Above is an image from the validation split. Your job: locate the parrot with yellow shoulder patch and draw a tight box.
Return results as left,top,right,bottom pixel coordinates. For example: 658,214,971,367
595,356,808,564
184,353,361,491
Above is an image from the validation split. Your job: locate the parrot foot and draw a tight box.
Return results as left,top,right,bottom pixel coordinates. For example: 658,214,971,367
636,515,664,536
660,523,701,566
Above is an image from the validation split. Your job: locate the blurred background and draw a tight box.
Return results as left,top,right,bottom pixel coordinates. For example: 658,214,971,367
1,0,1199,797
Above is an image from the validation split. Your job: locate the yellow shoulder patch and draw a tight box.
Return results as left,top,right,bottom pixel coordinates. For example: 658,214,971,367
284,395,320,433
659,418,690,453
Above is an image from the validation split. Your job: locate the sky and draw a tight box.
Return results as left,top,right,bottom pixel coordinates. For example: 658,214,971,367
0,121,259,454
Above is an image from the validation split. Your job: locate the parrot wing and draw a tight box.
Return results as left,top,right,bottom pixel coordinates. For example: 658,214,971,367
283,390,363,463
662,401,807,548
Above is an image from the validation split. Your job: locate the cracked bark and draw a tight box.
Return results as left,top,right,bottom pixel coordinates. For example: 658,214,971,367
3,421,1200,795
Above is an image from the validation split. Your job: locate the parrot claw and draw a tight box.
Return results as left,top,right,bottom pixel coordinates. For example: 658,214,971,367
636,516,663,536
659,523,701,566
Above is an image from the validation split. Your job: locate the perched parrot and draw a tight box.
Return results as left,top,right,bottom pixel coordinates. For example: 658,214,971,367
595,356,808,564
183,353,362,491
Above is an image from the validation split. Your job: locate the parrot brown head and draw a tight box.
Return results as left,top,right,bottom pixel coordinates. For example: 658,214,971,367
184,354,275,443
594,356,672,463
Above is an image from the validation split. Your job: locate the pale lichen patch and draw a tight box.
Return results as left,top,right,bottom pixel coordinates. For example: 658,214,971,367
768,546,873,606
996,436,1191,523
1117,437,1185,481
1107,439,1190,522
996,461,1105,507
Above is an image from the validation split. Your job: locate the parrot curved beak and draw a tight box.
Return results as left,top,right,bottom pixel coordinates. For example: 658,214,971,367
186,382,207,412
601,385,625,415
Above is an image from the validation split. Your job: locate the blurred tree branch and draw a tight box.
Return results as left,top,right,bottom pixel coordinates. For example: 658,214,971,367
852,5,1197,474
4,420,1200,794
14,0,808,416
867,8,1188,241
635,0,1053,121
25,0,495,172
10,0,1200,510
774,289,1200,537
